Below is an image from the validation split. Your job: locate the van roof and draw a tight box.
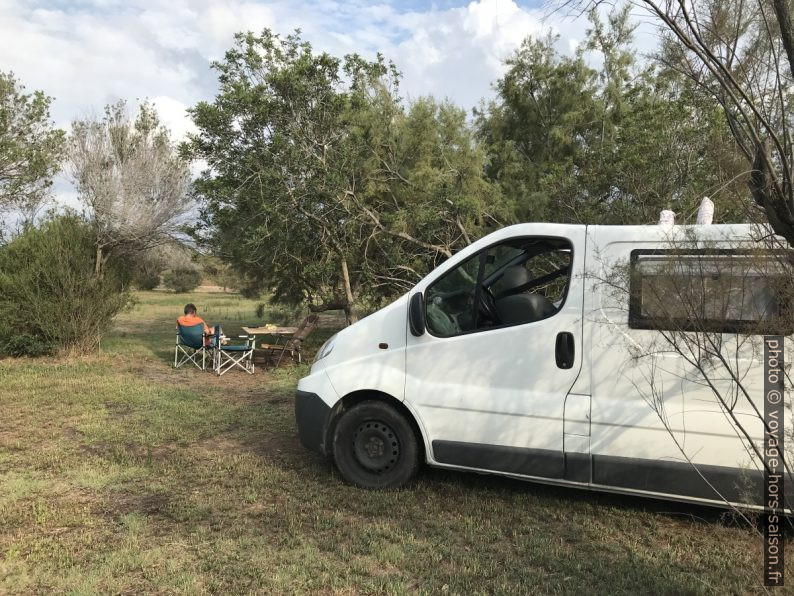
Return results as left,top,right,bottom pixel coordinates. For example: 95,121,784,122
494,222,767,244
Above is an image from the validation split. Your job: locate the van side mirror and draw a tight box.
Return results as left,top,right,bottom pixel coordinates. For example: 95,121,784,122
408,292,426,336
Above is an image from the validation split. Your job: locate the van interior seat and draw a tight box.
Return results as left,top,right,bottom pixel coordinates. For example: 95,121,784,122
495,293,556,325
495,265,556,324
426,301,460,336
499,265,531,296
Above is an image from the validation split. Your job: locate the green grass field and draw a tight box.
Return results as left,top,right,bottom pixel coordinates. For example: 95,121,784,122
0,291,788,593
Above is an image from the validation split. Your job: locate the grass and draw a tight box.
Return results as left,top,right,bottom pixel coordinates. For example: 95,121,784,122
0,290,789,594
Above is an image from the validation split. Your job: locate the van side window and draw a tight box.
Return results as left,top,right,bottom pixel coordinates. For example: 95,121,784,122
629,250,794,334
425,254,480,337
425,237,573,337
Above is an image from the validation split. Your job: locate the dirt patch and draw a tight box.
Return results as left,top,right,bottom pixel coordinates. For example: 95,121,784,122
77,439,174,464
112,318,159,335
253,432,303,457
0,430,26,449
196,429,303,460
193,432,244,455
262,393,293,405
126,358,274,402
105,491,174,523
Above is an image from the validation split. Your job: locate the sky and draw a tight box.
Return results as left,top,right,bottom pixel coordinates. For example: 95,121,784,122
0,0,662,206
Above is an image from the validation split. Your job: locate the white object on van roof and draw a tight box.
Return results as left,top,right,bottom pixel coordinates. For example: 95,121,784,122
696,196,714,225
658,209,675,227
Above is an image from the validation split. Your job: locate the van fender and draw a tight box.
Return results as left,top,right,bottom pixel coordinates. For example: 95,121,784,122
323,389,431,464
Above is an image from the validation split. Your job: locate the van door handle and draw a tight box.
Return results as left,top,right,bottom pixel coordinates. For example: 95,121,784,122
555,332,574,369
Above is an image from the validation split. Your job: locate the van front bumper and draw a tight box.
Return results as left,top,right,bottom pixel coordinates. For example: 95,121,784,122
295,390,332,456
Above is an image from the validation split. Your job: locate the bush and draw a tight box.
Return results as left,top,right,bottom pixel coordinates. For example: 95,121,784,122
255,301,306,325
216,268,242,292
0,333,52,357
163,268,201,293
0,216,131,356
134,273,160,290
239,278,266,300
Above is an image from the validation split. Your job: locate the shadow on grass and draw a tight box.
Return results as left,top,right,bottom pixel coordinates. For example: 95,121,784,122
247,434,768,594
247,410,765,535
418,466,761,529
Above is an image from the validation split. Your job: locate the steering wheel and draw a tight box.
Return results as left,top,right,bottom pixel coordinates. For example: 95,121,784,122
478,286,500,324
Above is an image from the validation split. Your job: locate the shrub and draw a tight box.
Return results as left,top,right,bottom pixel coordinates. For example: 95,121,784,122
0,216,131,356
0,333,52,357
239,279,265,300
255,301,306,325
163,268,201,293
216,268,241,292
134,273,160,290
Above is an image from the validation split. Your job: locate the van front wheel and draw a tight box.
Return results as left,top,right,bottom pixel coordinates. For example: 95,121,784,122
332,401,420,489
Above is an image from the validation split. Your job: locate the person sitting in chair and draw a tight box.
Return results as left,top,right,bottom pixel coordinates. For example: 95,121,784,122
177,303,214,346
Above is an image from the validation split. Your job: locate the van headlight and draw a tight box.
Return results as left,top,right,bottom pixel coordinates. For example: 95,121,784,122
314,334,336,363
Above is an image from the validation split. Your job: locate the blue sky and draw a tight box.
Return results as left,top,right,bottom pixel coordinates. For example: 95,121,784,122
0,0,659,207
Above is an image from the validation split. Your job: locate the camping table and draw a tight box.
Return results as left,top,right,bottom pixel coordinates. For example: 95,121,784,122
242,325,299,367
242,325,299,344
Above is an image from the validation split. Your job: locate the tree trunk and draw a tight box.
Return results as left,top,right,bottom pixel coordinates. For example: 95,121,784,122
773,0,794,81
749,142,794,246
95,245,103,278
340,258,358,325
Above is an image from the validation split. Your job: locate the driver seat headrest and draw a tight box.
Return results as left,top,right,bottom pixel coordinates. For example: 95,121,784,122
495,293,556,325
500,265,531,292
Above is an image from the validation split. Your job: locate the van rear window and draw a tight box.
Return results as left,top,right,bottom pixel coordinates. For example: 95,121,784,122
628,249,794,334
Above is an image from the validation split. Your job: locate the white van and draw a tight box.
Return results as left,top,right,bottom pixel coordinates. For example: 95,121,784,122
296,223,790,508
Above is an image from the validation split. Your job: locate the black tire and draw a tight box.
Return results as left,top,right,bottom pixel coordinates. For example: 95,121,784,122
332,400,420,489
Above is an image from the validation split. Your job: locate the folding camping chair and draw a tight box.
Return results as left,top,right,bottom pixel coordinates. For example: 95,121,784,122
213,327,255,376
260,314,320,368
174,322,209,370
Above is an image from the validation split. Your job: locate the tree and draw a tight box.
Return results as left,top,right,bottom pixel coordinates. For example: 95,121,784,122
477,7,749,225
476,34,599,222
601,0,794,243
187,31,383,323
187,30,504,323
69,101,192,277
350,96,509,296
196,254,243,292
130,241,196,290
0,72,65,229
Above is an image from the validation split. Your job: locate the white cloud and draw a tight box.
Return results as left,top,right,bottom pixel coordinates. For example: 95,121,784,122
149,95,198,140
198,2,276,50
0,0,660,210
386,0,548,107
0,0,648,132
0,0,199,133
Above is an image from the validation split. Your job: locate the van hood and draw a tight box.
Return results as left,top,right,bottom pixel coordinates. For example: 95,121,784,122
321,293,409,368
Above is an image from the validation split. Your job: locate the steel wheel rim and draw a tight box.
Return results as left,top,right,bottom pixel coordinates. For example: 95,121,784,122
352,419,400,473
